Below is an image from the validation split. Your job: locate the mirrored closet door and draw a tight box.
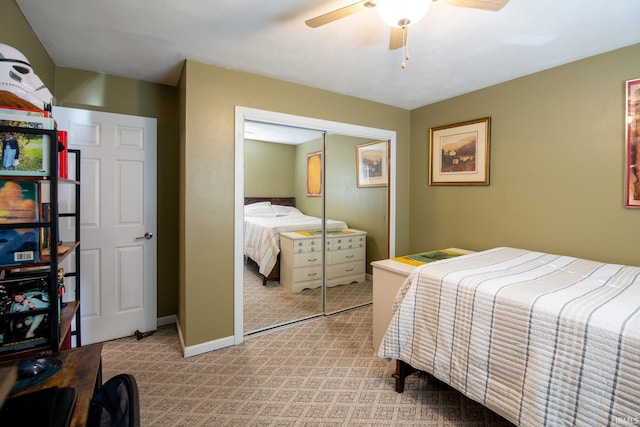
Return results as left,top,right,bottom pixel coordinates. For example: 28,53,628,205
239,113,392,337
324,133,387,314
243,122,325,334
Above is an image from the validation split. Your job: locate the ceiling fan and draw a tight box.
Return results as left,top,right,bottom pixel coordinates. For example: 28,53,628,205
306,0,509,59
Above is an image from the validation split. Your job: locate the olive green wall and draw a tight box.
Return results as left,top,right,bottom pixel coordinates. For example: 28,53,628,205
244,140,296,197
177,67,187,337
180,60,410,347
325,135,389,270
410,43,640,266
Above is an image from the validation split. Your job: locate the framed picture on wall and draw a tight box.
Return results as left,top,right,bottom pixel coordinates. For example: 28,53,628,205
625,78,640,208
356,140,388,187
429,117,491,186
306,150,322,197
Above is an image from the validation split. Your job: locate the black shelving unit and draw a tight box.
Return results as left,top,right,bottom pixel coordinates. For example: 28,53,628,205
59,148,81,348
0,123,81,361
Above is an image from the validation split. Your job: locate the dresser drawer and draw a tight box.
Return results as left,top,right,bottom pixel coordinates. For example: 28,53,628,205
292,265,323,283
327,260,365,279
327,248,364,265
292,238,322,253
292,251,322,267
327,234,365,251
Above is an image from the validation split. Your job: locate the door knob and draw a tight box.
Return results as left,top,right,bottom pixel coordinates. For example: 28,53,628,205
135,232,153,240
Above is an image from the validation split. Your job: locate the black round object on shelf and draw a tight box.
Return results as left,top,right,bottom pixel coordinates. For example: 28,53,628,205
10,357,62,393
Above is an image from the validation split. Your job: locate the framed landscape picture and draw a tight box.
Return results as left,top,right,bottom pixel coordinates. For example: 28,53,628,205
356,140,388,188
429,117,491,186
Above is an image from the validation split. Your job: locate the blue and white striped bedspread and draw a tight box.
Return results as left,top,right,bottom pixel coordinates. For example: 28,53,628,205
378,247,640,426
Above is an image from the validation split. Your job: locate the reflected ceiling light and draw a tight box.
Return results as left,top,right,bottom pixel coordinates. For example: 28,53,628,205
376,0,432,28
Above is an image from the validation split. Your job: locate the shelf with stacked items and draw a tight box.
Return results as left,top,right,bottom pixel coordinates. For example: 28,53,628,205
0,108,81,360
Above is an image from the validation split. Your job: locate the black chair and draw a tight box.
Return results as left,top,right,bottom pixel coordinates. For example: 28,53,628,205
88,373,140,427
1,386,77,427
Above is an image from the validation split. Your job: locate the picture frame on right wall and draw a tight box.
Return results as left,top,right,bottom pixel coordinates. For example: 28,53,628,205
625,78,640,208
429,117,491,186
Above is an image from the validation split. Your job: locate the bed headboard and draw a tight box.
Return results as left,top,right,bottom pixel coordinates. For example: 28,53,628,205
244,197,296,207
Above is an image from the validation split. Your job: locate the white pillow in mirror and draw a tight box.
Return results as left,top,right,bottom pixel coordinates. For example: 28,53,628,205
272,205,303,216
244,202,276,217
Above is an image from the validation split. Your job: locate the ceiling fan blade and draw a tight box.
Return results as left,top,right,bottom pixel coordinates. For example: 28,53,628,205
389,27,406,50
305,1,372,28
440,0,509,11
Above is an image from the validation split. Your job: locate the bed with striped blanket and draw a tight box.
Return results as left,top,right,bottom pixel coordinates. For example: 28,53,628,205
378,247,640,426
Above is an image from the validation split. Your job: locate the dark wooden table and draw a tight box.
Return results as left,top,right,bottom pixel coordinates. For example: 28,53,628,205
1,343,103,427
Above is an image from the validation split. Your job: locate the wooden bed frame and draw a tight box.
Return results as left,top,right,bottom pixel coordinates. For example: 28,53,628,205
244,197,296,207
392,359,419,393
244,197,296,285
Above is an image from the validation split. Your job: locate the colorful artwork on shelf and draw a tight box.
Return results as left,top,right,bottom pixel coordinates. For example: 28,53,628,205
0,110,53,177
0,180,38,223
0,130,50,177
0,277,50,353
0,228,40,267
0,180,40,266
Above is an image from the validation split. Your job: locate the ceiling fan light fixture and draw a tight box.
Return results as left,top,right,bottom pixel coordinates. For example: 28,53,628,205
376,0,432,28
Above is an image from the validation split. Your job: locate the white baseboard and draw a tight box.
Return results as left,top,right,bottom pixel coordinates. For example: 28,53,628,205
157,315,176,327
174,317,234,358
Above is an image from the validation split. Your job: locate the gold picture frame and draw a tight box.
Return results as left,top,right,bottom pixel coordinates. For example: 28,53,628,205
626,78,640,208
356,140,388,188
306,150,322,197
429,117,491,186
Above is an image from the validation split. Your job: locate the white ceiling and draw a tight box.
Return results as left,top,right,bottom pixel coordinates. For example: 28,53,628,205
15,0,640,110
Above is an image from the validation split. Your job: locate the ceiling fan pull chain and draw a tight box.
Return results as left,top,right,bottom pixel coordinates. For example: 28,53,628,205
401,26,409,69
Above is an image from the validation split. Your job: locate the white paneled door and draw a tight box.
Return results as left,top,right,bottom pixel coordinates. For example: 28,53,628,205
53,106,157,344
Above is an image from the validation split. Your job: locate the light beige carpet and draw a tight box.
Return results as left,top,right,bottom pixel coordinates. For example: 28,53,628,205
243,259,373,334
101,306,514,426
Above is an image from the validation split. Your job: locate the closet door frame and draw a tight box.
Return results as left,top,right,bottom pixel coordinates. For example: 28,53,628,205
234,106,396,345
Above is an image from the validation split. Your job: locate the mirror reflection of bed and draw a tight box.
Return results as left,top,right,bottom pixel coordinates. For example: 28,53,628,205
243,197,373,333
243,122,387,335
